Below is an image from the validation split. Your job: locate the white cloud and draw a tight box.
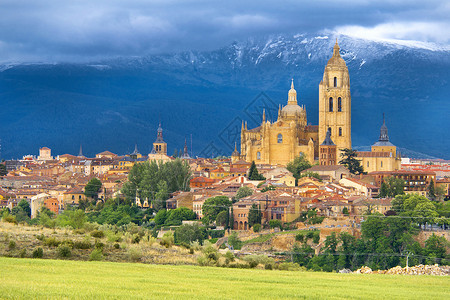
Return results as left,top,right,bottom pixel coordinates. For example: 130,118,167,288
336,22,450,45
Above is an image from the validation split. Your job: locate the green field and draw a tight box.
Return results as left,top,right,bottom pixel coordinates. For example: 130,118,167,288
1,257,448,299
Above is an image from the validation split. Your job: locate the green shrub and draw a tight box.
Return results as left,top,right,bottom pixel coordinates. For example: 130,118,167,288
73,228,86,235
127,247,142,262
265,263,273,270
3,214,17,224
89,249,103,261
45,237,61,247
32,247,43,258
312,231,320,244
90,230,105,238
306,231,314,239
19,249,27,258
243,255,274,268
132,234,141,244
207,229,225,239
295,233,304,242
94,241,105,250
36,234,46,241
160,232,174,248
57,245,72,258
224,251,235,263
114,243,120,249
269,220,282,229
227,232,243,250
8,240,16,250
73,241,91,249
277,262,302,271
253,224,261,233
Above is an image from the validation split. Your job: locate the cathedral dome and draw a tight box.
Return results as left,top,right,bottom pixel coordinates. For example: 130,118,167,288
281,104,303,116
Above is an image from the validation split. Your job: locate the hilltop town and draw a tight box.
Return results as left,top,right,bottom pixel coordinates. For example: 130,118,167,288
1,43,449,272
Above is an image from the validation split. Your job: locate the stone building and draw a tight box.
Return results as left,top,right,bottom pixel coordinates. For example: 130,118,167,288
236,40,352,166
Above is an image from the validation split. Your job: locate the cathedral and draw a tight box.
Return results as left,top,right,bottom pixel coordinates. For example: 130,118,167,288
234,40,351,166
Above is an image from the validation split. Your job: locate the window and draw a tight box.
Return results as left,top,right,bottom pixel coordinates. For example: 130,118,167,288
328,127,332,136
277,134,283,143
338,97,342,112
334,77,337,87
257,152,261,160
339,127,342,136
381,161,383,168
367,162,369,167
329,97,333,112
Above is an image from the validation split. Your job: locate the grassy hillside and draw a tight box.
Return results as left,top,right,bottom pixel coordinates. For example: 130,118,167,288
1,257,448,299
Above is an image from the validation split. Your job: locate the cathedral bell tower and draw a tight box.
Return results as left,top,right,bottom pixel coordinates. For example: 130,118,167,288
152,122,167,155
319,40,351,157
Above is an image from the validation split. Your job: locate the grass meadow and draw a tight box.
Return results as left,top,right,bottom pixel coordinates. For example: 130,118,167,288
1,257,448,299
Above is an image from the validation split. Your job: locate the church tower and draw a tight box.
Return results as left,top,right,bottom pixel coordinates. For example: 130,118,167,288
319,40,351,157
152,122,167,155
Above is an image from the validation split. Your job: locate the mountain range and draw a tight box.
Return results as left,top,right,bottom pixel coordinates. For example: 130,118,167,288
0,33,449,160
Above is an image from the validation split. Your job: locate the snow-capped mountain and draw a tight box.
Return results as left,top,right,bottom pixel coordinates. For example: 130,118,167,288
0,33,449,159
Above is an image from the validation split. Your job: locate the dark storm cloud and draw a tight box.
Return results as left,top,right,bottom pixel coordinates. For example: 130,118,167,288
0,0,448,62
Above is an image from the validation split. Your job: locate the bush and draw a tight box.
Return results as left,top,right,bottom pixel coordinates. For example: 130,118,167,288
207,229,225,239
114,243,120,249
265,263,273,270
132,234,141,244
94,241,105,250
160,232,174,248
32,247,43,258
312,231,320,244
175,224,207,245
198,242,219,266
127,247,142,262
277,262,302,271
19,249,27,258
90,230,105,238
243,254,274,268
89,248,104,261
295,233,304,242
306,231,314,239
57,245,72,258
45,237,61,247
3,214,17,224
227,232,243,250
269,220,282,230
73,228,86,235
73,241,91,249
253,224,261,233
8,240,16,250
36,234,46,241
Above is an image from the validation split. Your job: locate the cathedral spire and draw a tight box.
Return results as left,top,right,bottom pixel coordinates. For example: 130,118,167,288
288,78,297,105
379,113,389,142
78,144,84,157
333,39,340,57
262,109,266,123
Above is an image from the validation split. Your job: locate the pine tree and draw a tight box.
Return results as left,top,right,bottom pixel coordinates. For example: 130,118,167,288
248,161,265,180
338,148,365,175
428,178,436,200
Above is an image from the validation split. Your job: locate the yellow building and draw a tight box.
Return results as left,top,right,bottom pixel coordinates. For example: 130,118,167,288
319,40,352,157
239,80,318,165
357,115,401,173
237,40,352,167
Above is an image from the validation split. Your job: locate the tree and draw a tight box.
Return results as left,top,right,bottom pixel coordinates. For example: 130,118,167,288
174,224,206,245
287,154,312,180
11,199,31,223
248,203,262,227
202,196,231,223
17,199,31,218
154,180,168,211
248,161,265,180
338,148,365,175
235,186,253,200
378,177,405,198
165,207,196,225
84,178,102,200
154,209,168,225
299,171,321,182
215,210,229,227
0,164,7,176
427,178,436,200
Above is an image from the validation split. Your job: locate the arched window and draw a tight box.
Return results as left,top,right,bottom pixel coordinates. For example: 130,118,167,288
367,162,369,167
328,127,332,136
339,127,342,136
381,161,383,168
257,152,261,160
329,97,333,112
338,97,342,112
334,77,337,87
277,134,283,143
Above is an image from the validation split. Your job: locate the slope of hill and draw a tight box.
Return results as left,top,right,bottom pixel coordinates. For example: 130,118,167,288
0,33,448,159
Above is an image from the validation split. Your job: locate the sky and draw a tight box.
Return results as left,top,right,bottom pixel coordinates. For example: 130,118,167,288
0,0,449,62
